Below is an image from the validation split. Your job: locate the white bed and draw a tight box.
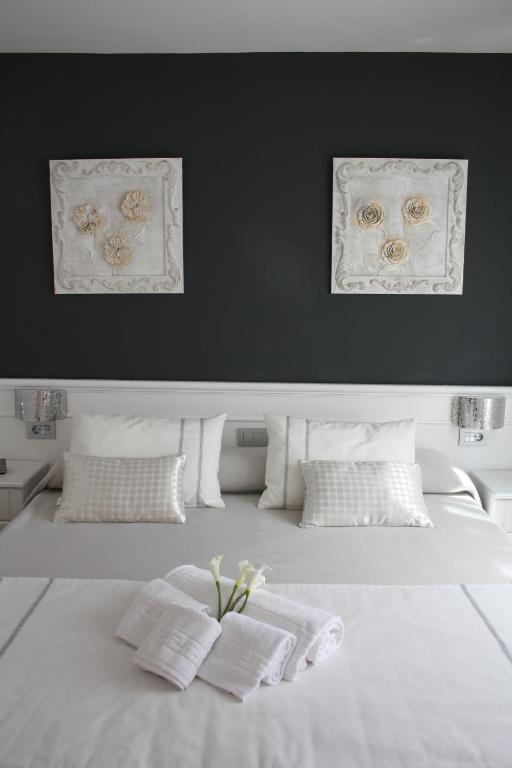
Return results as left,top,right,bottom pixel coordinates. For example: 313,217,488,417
1,385,512,767
1,489,512,583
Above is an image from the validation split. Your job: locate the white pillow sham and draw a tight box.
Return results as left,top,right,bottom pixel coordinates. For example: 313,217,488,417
299,460,432,528
56,453,186,523
259,414,416,509
70,412,226,508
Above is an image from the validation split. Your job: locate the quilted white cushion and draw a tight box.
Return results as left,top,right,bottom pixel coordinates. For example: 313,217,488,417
299,460,432,527
56,453,186,523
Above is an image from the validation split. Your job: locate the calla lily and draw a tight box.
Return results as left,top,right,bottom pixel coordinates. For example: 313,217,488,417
208,555,272,620
245,564,271,593
236,559,253,587
209,555,224,620
220,560,253,618
209,555,223,582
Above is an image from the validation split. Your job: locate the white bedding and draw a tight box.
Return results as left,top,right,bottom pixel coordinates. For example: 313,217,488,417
0,577,511,768
1,490,512,583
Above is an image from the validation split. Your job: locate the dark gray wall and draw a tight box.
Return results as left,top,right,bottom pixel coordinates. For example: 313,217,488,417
1,53,511,384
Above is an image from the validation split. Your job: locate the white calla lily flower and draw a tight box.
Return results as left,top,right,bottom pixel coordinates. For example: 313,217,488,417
209,555,223,582
245,564,271,593
236,559,253,587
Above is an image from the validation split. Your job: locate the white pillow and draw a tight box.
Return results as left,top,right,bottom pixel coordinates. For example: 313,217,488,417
299,461,432,528
416,448,481,503
56,453,186,523
70,412,226,508
259,414,416,509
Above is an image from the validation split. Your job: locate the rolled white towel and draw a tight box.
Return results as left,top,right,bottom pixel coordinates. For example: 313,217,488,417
134,603,221,690
165,564,232,615
116,578,210,648
247,589,344,679
198,612,297,700
165,565,344,681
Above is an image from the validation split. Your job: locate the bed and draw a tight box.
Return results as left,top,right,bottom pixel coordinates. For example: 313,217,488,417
1,481,512,767
1,488,512,584
2,385,512,768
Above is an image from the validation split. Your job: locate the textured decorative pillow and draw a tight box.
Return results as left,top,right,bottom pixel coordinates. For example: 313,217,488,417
56,453,186,523
70,412,226,508
299,461,432,528
259,414,416,509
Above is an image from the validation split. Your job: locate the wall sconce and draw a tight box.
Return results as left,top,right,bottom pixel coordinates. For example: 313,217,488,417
451,395,506,447
14,389,68,439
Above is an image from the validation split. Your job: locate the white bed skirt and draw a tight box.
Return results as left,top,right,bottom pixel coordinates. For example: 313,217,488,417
0,577,511,768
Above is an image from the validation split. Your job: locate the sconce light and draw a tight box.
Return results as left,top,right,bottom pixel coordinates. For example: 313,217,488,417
14,389,67,439
451,395,505,446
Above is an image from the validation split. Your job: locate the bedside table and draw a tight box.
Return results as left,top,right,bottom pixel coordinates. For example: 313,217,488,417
0,460,49,530
472,470,512,538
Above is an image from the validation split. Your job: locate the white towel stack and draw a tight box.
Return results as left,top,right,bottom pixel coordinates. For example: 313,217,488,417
116,578,210,648
198,612,297,700
165,565,344,681
134,603,221,690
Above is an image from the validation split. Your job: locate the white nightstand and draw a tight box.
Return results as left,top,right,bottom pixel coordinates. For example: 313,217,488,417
0,460,49,530
472,470,512,539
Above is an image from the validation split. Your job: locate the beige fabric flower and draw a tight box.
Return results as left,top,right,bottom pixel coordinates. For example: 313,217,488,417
104,235,132,266
73,204,104,235
121,190,150,222
403,196,430,225
381,239,408,265
357,202,385,229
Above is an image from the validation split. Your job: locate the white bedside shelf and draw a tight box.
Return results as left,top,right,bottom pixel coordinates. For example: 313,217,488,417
0,460,49,530
472,470,512,539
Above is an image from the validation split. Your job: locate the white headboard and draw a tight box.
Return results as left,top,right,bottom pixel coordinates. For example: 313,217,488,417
1,379,511,491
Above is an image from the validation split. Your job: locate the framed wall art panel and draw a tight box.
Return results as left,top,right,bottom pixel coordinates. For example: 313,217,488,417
331,157,468,295
50,158,183,294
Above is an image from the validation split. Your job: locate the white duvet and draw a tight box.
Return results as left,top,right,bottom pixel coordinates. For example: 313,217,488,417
1,577,511,767
2,491,512,584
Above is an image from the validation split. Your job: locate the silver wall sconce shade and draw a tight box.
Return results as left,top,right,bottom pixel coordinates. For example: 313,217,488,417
14,389,67,439
452,396,506,431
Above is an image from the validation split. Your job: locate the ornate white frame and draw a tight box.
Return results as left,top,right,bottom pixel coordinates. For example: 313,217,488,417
50,158,183,294
331,157,468,295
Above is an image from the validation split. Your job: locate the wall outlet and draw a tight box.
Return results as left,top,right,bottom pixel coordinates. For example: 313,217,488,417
26,421,56,439
458,429,488,447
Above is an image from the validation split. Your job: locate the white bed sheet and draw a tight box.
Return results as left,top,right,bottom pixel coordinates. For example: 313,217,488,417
0,577,511,768
1,490,512,583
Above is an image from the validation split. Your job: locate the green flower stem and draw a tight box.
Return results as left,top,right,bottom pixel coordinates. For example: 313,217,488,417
220,582,241,619
215,580,222,622
236,590,250,614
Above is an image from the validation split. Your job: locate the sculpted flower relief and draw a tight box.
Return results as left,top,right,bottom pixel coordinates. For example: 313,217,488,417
381,238,408,266
73,204,104,235
357,201,385,229
121,190,151,222
104,234,133,267
402,196,430,225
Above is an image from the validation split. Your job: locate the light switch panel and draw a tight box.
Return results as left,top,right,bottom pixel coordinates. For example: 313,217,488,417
236,428,268,447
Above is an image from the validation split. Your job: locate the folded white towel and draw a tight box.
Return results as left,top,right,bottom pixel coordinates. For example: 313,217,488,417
134,603,221,690
116,578,210,648
165,565,344,681
198,612,297,700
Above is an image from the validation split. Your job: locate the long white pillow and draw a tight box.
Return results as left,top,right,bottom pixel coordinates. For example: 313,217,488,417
70,412,226,508
258,414,416,509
